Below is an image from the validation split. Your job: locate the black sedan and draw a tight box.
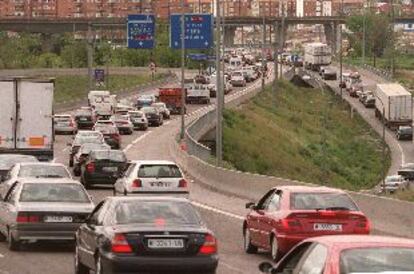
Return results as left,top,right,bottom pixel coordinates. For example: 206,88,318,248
75,197,218,274
80,150,128,189
141,106,163,127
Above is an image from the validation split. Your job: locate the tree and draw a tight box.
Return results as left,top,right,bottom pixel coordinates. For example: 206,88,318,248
346,13,391,65
61,40,88,67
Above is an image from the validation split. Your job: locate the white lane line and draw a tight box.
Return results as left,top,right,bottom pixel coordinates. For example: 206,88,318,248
163,121,170,126
0,253,4,258
62,147,69,152
397,141,406,165
123,144,133,153
220,261,245,274
132,131,152,145
191,201,244,221
51,158,56,163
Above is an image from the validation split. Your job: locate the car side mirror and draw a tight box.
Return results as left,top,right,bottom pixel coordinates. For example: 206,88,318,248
259,262,274,273
245,202,256,209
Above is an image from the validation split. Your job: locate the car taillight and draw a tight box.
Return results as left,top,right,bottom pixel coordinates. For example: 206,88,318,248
86,162,95,173
111,134,120,141
354,218,371,234
178,179,188,188
17,213,40,223
111,233,133,253
199,234,217,255
279,217,302,232
132,179,142,188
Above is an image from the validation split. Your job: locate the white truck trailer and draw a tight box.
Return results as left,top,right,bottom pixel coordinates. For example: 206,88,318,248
304,42,332,71
375,83,412,130
185,83,210,104
0,77,54,161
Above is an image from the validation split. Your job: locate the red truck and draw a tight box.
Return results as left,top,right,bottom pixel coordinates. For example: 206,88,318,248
159,88,186,115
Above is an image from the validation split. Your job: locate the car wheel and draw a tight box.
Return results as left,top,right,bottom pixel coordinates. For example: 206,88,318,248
74,167,81,177
95,254,103,274
75,246,89,274
270,235,280,262
123,189,128,196
81,175,90,189
8,229,20,251
243,227,258,254
69,158,74,167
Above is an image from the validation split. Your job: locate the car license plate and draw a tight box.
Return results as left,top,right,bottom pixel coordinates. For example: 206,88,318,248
103,166,118,172
44,216,73,223
148,239,184,249
150,182,171,187
313,223,342,231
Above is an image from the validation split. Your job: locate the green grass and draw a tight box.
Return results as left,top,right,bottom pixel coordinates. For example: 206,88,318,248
54,73,162,104
222,81,390,191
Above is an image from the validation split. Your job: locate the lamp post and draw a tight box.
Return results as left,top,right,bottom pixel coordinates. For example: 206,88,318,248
375,95,387,193
179,0,186,140
215,0,223,166
339,0,343,98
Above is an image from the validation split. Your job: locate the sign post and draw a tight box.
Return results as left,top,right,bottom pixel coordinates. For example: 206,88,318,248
127,14,155,49
94,69,105,87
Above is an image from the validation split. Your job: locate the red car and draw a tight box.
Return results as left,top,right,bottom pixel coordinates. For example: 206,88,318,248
243,186,370,260
259,235,414,274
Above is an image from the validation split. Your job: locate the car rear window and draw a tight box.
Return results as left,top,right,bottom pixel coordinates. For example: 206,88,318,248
290,192,358,211
18,165,71,178
0,156,38,170
20,183,90,203
92,150,126,162
138,164,182,178
340,247,414,273
130,112,143,118
80,144,109,154
115,201,201,225
75,115,92,121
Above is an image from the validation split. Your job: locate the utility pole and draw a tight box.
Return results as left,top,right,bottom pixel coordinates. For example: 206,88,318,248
339,0,343,98
390,0,395,79
215,0,223,166
362,4,366,65
261,14,266,92
87,23,93,90
280,1,285,78
179,0,186,140
273,22,279,95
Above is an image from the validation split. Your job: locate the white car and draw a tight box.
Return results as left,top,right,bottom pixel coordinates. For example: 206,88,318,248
231,71,247,87
382,175,409,193
114,160,189,196
54,114,77,135
0,162,73,195
93,120,116,129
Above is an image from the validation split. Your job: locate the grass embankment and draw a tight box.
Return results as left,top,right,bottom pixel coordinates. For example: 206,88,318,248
54,73,162,104
222,81,390,191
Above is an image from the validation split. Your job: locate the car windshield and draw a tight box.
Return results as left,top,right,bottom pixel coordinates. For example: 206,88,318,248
18,165,71,178
138,164,182,178
74,136,103,146
54,116,71,122
115,201,201,225
0,155,39,170
387,177,402,182
80,143,109,154
19,183,90,203
340,247,414,273
290,192,359,211
400,127,412,134
141,107,156,113
92,150,126,162
129,112,143,118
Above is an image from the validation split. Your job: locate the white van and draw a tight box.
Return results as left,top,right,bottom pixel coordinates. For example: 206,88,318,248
229,57,243,71
88,90,110,106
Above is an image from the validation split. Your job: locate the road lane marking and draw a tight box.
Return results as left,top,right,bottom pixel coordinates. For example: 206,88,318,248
0,253,4,258
51,158,56,163
220,261,246,274
163,121,170,126
131,131,152,145
191,201,244,221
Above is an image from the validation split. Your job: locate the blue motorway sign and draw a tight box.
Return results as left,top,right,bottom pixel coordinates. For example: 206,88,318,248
127,14,155,49
94,69,105,82
187,53,216,61
170,14,213,49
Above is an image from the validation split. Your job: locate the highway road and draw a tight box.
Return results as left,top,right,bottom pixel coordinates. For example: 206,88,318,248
318,66,414,183
0,64,409,274
0,73,271,274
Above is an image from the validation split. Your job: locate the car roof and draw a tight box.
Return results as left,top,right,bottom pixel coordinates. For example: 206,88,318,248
17,178,81,184
108,196,190,203
271,185,346,194
304,235,414,248
18,162,66,167
130,160,178,166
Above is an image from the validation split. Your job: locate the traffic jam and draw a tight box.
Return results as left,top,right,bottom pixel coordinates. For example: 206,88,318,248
1,47,414,274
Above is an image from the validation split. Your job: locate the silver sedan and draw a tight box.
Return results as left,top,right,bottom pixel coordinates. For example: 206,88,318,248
0,178,94,250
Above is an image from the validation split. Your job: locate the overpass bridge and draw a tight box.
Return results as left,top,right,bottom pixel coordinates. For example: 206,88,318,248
0,15,413,49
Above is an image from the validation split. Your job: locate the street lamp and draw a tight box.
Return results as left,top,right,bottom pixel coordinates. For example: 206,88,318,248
339,0,344,98
375,95,387,193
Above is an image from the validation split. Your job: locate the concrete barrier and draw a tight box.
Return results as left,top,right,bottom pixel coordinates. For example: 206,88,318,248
175,70,414,239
